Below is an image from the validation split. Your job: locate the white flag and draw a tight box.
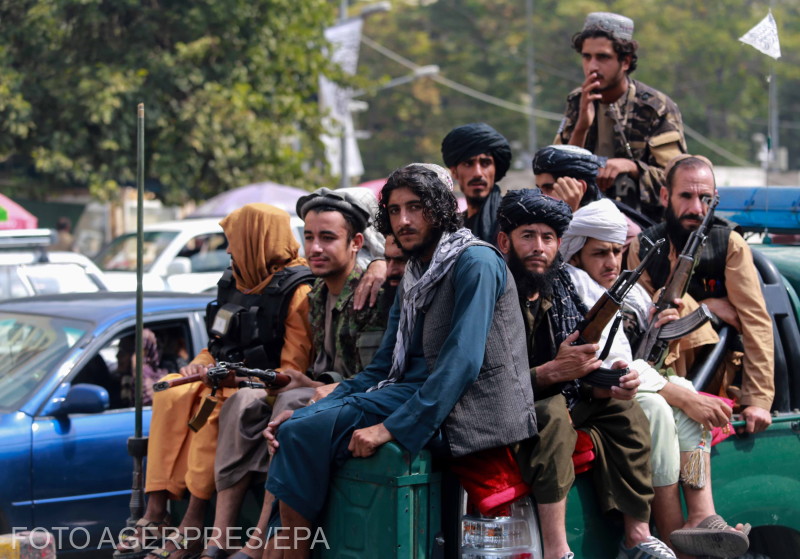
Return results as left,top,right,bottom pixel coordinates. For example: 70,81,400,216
739,11,781,59
319,19,364,178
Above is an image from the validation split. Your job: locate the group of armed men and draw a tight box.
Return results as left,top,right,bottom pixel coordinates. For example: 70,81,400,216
116,11,774,559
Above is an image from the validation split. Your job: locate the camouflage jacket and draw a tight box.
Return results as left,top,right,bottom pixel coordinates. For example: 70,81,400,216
308,266,392,382
555,79,687,219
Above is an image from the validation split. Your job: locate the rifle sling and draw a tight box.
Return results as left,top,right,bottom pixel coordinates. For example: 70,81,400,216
598,313,624,362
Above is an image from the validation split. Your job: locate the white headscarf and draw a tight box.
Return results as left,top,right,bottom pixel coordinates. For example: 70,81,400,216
560,199,627,262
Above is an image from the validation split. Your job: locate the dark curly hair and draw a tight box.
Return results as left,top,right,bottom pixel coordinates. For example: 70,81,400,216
376,165,461,237
572,29,638,74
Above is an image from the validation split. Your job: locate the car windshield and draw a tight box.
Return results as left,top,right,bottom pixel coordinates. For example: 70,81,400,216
0,312,93,409
95,231,180,272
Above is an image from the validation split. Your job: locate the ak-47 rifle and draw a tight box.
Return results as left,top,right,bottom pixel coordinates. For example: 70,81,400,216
573,237,665,388
152,362,290,431
634,194,720,369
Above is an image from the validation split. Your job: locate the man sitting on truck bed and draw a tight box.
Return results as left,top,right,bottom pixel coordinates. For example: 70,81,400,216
627,155,775,434
265,163,538,559
192,188,394,559
561,198,750,558
117,204,315,559
496,189,675,559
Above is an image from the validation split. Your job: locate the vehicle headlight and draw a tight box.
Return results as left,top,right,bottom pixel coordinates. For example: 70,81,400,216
461,496,542,559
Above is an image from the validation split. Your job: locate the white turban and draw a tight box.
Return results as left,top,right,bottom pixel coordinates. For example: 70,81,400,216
560,199,627,262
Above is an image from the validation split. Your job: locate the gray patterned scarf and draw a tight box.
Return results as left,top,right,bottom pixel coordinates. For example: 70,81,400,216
368,228,482,391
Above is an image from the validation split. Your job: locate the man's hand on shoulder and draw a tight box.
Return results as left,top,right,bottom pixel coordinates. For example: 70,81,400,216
348,423,394,458
536,330,601,386
353,259,386,310
597,158,639,192
741,405,772,434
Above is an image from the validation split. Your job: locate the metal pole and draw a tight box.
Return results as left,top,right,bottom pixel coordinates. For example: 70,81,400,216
120,103,147,539
339,0,350,189
136,103,144,439
526,0,537,155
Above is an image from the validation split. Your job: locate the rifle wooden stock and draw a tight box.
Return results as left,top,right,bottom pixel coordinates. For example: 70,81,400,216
152,374,204,392
579,294,620,345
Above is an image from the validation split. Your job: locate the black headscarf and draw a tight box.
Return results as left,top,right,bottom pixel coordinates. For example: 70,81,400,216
441,123,512,181
532,145,606,205
497,188,573,237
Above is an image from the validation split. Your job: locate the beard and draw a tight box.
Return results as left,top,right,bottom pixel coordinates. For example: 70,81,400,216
381,283,399,309
665,204,698,250
398,228,441,259
507,248,561,301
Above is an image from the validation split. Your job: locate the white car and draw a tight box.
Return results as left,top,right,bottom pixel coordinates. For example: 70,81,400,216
0,230,109,299
95,217,305,293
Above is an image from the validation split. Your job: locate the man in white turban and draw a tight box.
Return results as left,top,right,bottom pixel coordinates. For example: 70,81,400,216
561,199,749,558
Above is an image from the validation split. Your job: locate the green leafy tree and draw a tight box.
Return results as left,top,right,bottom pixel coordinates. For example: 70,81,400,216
355,0,800,178
0,0,336,203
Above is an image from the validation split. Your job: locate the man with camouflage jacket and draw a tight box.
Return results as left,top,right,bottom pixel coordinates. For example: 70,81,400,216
555,12,686,222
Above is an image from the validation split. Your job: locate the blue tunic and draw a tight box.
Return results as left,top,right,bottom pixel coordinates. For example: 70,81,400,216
267,246,505,521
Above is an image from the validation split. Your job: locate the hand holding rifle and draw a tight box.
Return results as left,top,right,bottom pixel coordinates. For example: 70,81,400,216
571,237,665,389
634,194,720,369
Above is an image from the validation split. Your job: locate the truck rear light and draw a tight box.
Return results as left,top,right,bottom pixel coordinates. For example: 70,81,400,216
460,496,542,559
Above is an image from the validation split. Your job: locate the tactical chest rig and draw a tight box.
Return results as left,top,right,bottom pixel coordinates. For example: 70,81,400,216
205,265,314,369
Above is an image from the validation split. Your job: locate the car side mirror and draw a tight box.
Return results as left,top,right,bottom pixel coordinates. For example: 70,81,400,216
52,384,110,416
166,257,192,276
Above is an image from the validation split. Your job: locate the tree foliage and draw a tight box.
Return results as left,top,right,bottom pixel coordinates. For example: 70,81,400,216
0,0,336,203
355,0,800,178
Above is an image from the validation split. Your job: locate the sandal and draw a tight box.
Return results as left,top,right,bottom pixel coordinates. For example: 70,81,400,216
147,531,203,559
116,516,172,553
670,514,751,558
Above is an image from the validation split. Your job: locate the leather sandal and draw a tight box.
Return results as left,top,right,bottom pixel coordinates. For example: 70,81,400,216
670,514,750,558
147,531,203,559
116,516,172,553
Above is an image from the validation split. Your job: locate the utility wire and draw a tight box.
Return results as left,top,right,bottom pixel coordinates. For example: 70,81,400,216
361,34,754,166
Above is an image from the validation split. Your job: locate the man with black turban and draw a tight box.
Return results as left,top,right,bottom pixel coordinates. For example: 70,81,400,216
533,144,644,247
497,189,677,559
532,145,605,211
441,122,512,245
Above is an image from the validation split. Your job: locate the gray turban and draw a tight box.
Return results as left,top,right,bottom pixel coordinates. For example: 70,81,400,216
560,199,627,262
497,188,572,237
441,123,512,182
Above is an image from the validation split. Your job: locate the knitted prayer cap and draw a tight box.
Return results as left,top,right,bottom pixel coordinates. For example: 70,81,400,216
583,12,634,42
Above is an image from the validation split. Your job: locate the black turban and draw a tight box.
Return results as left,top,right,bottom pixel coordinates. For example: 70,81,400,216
497,188,573,237
532,145,606,182
441,123,512,182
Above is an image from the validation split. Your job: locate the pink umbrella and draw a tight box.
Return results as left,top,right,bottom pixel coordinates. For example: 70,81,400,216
355,178,468,212
188,182,308,218
0,193,38,230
